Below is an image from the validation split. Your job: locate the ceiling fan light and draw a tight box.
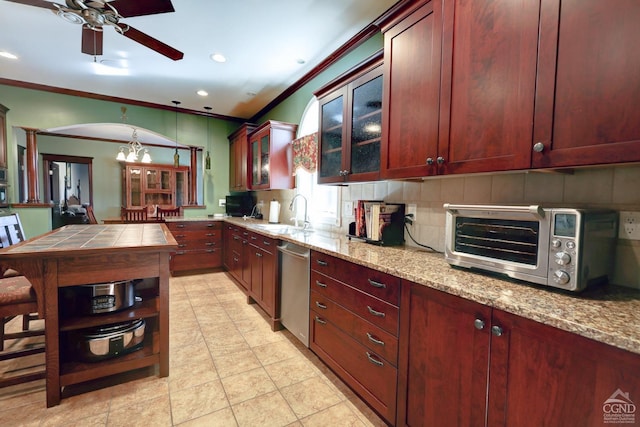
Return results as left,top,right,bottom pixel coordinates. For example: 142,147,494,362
57,10,86,25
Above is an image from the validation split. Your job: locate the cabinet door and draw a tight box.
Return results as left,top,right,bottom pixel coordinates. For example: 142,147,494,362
127,166,143,207
349,68,383,181
0,104,8,169
318,89,348,183
398,282,491,426
533,0,640,168
381,1,443,180
250,132,271,189
260,248,276,317
438,0,538,174
487,309,640,427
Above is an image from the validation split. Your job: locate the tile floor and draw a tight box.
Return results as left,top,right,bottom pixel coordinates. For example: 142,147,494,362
0,272,387,426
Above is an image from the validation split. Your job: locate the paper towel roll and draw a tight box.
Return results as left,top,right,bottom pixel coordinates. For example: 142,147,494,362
269,200,280,223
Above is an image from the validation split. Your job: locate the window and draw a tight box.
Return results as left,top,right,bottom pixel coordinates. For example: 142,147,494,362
293,98,341,227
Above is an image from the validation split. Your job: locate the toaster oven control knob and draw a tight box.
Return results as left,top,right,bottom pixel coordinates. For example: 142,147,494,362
553,270,570,285
551,239,562,248
554,251,571,265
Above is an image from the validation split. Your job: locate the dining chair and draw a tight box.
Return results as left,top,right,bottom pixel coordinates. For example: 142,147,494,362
156,207,181,220
120,207,148,223
0,213,45,388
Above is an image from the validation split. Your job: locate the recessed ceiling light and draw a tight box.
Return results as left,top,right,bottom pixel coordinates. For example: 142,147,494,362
0,51,18,60
246,92,257,97
197,90,208,97
296,58,306,64
100,59,128,69
210,53,226,63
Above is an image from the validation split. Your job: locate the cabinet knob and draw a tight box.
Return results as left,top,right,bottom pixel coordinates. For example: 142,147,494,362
533,142,545,153
491,325,504,337
426,157,434,165
436,156,445,165
474,318,485,330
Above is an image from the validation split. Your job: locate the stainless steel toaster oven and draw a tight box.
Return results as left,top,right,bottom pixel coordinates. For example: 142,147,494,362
444,204,618,291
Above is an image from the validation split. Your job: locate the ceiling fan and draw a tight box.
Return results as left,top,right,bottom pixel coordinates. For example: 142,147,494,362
6,0,184,60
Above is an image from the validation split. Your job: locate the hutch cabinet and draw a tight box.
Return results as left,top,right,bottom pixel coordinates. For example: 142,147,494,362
248,121,297,190
315,51,383,184
397,282,640,426
122,163,189,210
228,123,256,192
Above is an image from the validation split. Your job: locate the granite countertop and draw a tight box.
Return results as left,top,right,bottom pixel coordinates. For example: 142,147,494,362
215,217,640,356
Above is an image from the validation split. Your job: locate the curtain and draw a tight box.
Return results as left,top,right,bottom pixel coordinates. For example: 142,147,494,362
291,132,318,175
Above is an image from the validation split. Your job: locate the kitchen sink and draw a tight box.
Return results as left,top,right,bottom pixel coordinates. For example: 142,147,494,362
248,223,313,235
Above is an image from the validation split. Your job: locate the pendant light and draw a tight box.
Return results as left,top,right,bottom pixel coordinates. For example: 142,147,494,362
172,100,181,168
204,106,212,171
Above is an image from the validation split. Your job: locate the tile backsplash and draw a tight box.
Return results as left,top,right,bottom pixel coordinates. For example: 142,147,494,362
260,164,640,290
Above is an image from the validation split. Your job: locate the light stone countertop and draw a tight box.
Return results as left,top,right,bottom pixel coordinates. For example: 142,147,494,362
186,216,640,355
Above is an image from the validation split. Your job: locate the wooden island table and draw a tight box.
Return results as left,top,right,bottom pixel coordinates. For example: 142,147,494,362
0,223,177,407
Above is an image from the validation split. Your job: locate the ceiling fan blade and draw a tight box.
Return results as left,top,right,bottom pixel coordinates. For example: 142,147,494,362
109,0,174,18
116,23,183,61
3,0,59,11
81,25,103,56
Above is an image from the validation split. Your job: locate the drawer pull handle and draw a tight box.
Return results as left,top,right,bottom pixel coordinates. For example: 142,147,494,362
206,249,215,253
315,301,327,309
206,242,215,246
368,279,386,289
207,233,214,236
315,280,327,288
367,306,386,318
176,251,185,255
251,236,257,240
178,244,187,248
263,240,271,246
256,252,262,257
233,257,239,262
316,260,328,266
366,352,384,367
177,224,185,228
176,234,185,238
233,236,240,241
315,316,327,325
207,224,214,227
366,333,385,346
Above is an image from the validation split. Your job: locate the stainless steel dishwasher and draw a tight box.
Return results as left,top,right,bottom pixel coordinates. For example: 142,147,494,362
278,242,310,347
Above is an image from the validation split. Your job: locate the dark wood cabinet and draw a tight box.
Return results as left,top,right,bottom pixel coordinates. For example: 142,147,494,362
122,163,189,210
316,51,383,184
247,230,279,330
228,123,256,192
248,121,297,190
437,0,538,175
0,103,8,170
166,220,222,274
225,223,249,292
398,282,640,427
309,251,401,424
532,0,640,168
380,1,443,179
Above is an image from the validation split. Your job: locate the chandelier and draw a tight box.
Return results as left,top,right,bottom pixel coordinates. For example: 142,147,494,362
116,127,152,163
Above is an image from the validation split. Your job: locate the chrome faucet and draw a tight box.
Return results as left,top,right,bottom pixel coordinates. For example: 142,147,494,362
289,194,309,229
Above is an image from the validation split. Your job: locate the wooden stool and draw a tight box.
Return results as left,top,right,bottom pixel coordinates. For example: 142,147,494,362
0,275,45,388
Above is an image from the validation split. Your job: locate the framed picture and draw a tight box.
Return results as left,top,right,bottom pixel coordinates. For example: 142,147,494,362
66,163,72,188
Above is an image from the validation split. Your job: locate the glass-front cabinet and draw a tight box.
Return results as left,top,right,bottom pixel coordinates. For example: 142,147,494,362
248,120,297,190
122,163,189,210
316,51,383,184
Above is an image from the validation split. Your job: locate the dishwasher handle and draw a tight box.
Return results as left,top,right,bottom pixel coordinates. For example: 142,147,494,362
277,244,310,260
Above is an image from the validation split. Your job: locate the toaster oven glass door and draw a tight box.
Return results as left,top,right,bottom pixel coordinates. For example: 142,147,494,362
454,217,540,265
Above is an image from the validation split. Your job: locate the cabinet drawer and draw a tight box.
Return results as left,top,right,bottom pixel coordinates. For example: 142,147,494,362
247,231,277,252
310,312,397,423
171,248,222,271
172,230,220,242
311,251,400,306
310,289,398,365
166,221,221,232
311,270,399,335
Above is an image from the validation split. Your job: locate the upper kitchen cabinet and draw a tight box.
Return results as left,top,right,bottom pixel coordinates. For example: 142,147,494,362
228,123,256,192
315,51,383,184
532,0,640,168
248,121,297,190
380,1,443,179
437,0,539,175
